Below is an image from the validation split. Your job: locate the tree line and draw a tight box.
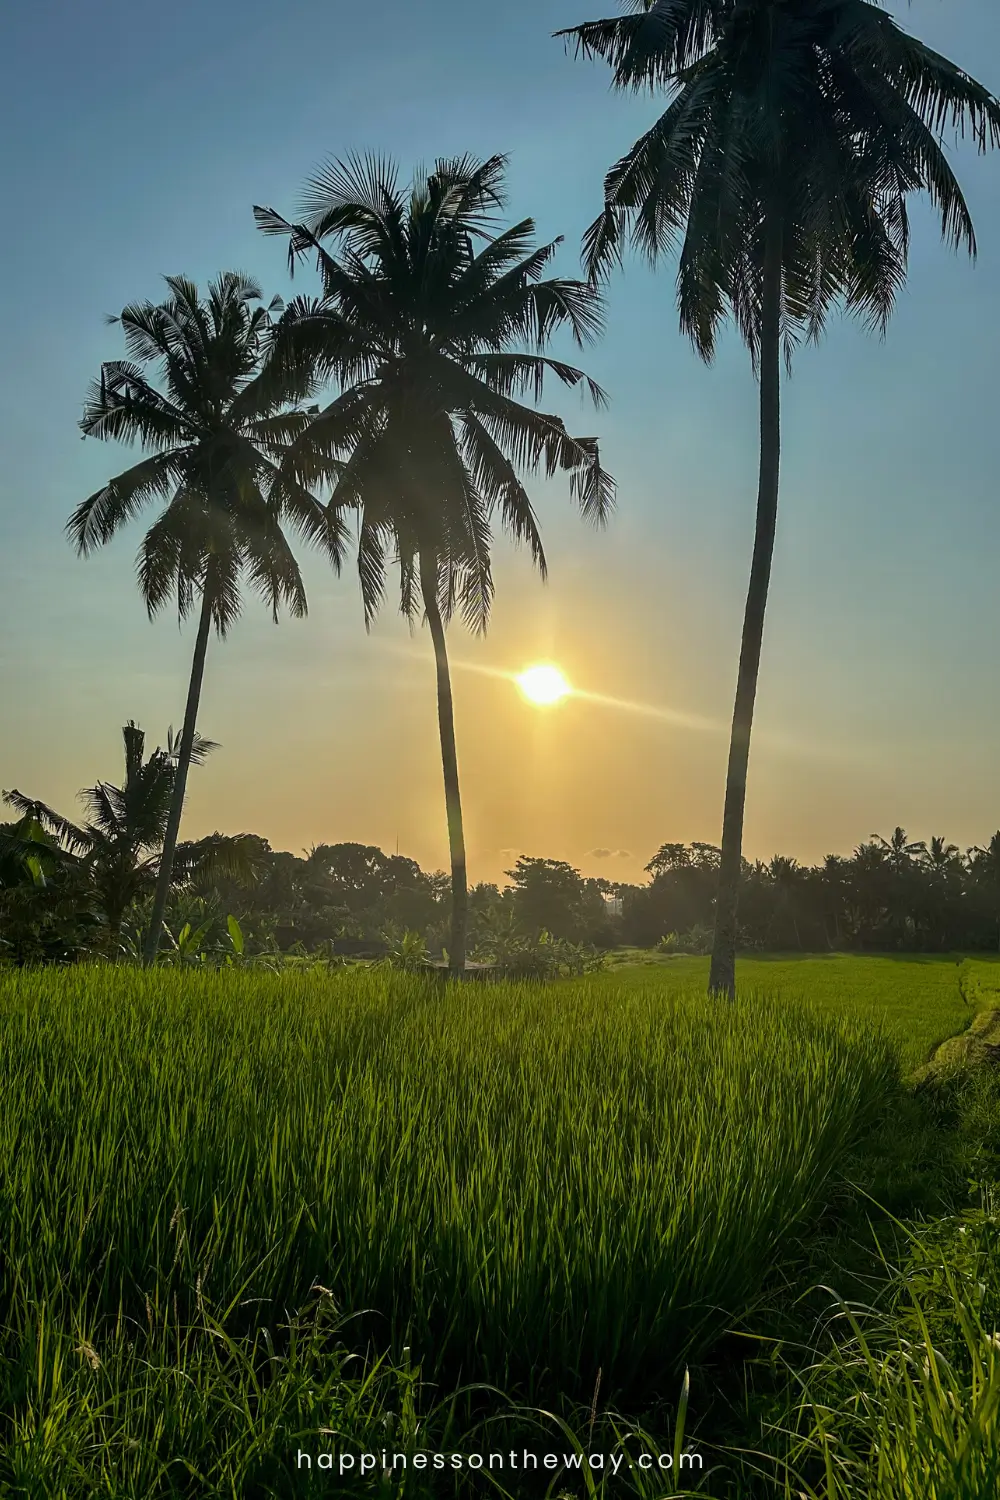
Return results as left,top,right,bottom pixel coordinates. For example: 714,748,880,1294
626,830,1000,955
5,3,1000,990
3,722,999,962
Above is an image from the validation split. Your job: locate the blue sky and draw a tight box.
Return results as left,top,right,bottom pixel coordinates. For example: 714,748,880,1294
1,0,999,884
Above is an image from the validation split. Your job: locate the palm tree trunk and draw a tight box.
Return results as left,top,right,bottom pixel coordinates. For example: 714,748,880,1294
708,210,783,999
420,554,468,977
142,586,214,965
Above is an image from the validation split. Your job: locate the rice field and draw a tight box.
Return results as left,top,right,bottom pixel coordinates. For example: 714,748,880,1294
600,953,1000,1068
0,964,898,1420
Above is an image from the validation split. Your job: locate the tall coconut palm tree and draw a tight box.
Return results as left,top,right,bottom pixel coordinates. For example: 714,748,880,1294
4,722,260,951
255,154,615,974
68,272,346,963
560,0,1000,996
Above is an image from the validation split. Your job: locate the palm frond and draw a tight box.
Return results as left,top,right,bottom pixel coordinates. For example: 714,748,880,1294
173,832,266,886
67,454,182,556
2,792,92,855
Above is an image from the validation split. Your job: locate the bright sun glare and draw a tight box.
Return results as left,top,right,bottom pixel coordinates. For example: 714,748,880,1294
516,664,572,706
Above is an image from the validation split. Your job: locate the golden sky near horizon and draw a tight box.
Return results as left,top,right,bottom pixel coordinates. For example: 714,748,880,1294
8,504,994,893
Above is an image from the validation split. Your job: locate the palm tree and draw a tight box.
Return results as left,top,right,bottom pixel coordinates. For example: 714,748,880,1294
255,154,615,974
4,722,259,952
924,834,960,871
68,272,346,963
872,825,926,874
560,1,1000,996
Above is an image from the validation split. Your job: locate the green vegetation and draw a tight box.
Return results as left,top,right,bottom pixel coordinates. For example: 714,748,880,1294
598,953,1000,1070
1,964,898,1494
782,1205,1000,1499
3,722,258,958
5,959,1000,1495
0,968,895,1393
8,817,1000,973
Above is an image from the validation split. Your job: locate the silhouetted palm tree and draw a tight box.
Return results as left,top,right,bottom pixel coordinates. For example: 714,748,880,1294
561,0,1000,996
68,273,345,962
4,722,259,951
924,835,960,871
873,826,926,874
255,155,614,973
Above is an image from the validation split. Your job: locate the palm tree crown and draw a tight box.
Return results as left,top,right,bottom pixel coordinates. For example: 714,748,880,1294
68,270,345,628
255,153,614,629
561,0,1000,356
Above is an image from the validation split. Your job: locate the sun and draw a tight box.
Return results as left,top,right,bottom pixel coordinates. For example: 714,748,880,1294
516,664,572,706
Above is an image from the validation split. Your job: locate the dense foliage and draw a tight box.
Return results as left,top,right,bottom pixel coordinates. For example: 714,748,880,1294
622,831,1000,954
4,743,1000,961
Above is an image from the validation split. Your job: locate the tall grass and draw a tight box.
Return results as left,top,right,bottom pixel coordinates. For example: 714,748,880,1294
0,967,896,1405
772,1201,1000,1499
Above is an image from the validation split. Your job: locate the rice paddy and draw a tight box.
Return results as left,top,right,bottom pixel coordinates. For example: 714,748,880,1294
600,953,1000,1068
0,958,986,1495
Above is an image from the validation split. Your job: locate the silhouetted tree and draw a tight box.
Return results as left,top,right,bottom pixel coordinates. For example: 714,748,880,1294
561,0,1000,996
970,833,1000,953
68,273,343,963
4,723,259,951
505,856,609,942
256,154,614,973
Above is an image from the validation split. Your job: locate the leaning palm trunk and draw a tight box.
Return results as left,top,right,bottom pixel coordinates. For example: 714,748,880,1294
419,555,468,977
708,213,783,999
141,585,214,965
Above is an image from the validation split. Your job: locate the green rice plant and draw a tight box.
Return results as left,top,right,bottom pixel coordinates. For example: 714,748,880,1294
583,955,1000,1071
0,967,896,1410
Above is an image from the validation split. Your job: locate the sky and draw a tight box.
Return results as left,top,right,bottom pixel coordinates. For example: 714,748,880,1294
1,0,999,888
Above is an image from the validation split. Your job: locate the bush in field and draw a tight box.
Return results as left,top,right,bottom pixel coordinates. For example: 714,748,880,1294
0,968,896,1407
657,925,714,956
